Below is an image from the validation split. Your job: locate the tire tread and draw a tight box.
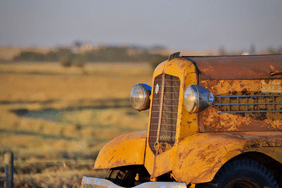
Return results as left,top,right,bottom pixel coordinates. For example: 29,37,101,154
196,157,279,188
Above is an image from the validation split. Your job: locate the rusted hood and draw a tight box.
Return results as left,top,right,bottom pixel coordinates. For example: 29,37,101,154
187,55,282,80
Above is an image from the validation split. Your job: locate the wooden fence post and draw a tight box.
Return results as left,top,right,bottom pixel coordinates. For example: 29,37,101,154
4,152,13,188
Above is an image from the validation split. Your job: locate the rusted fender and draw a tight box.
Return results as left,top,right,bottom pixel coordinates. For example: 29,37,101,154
172,132,282,184
94,131,147,169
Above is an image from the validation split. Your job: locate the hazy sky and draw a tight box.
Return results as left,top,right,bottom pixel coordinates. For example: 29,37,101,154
0,0,281,51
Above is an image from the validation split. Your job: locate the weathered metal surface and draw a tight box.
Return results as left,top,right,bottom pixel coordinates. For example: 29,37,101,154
145,58,198,177
81,177,187,188
146,56,282,183
199,79,282,132
93,55,282,186
188,55,282,80
172,132,282,184
94,131,147,169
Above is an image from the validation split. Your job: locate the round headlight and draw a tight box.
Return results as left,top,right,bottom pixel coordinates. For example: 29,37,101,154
184,86,197,112
130,83,151,111
184,85,214,113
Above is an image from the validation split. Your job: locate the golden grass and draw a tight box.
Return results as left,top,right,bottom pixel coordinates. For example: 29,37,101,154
13,169,108,188
0,61,152,186
0,62,152,102
0,61,152,75
0,45,54,61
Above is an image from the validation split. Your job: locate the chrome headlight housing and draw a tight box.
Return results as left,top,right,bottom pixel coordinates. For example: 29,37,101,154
130,83,151,111
184,85,214,113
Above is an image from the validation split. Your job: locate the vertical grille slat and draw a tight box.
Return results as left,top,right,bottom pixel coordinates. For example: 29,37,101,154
149,74,180,155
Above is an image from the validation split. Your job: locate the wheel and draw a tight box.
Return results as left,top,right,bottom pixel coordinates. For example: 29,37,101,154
107,166,150,187
196,157,279,188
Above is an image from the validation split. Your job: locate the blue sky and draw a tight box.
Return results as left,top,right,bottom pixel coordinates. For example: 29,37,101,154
0,0,281,51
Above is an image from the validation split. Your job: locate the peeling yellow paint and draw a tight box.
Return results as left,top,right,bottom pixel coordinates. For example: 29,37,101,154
144,58,198,177
94,55,282,185
173,132,282,183
262,80,282,93
94,131,147,169
200,79,282,132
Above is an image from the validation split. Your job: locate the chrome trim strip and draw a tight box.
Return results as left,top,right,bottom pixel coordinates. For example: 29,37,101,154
218,110,282,113
217,94,282,98
215,102,282,106
81,177,187,188
155,74,165,154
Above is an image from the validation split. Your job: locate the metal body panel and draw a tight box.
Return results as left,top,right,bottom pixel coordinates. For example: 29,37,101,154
92,55,282,186
199,79,282,132
173,132,282,184
94,131,147,169
145,58,198,177
189,55,282,80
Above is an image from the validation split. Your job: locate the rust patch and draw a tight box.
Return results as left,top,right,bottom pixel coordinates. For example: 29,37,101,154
188,55,282,80
154,142,173,154
199,80,282,132
173,132,282,184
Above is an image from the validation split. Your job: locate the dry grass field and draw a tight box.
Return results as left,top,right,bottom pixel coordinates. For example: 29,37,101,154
0,61,152,187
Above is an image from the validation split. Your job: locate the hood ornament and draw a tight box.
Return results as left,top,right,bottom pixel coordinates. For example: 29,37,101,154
155,84,159,94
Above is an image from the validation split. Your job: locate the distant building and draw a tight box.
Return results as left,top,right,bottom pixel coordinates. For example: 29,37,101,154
242,51,249,55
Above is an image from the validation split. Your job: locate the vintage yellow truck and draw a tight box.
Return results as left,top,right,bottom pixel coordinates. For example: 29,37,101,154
82,53,282,188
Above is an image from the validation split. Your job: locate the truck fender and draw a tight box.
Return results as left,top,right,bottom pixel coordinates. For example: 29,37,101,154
172,132,282,184
94,131,147,169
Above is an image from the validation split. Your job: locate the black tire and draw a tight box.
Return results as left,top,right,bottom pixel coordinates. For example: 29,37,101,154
197,157,279,188
107,166,150,187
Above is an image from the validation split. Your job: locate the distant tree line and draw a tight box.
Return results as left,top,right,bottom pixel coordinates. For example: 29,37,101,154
265,47,282,55
218,45,282,56
13,46,168,64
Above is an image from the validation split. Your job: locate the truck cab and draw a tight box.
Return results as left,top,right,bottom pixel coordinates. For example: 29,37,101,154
82,53,282,188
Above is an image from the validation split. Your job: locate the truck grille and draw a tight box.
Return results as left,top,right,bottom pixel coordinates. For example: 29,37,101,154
149,74,180,155
215,93,282,120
